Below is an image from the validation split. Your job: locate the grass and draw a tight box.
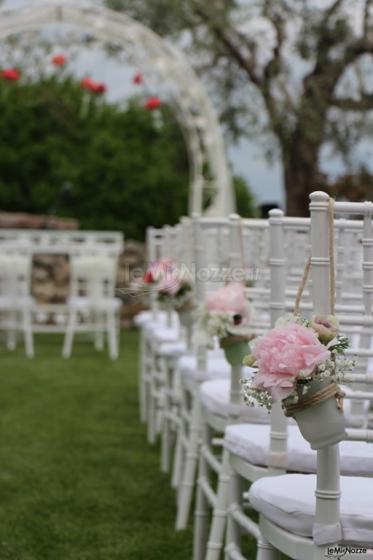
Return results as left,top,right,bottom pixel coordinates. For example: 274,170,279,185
0,331,193,560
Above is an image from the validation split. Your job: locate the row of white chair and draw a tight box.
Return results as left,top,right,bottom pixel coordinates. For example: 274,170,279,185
136,192,373,559
0,251,121,359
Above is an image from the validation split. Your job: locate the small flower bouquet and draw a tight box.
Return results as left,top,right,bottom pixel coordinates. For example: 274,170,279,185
195,283,253,366
242,314,354,449
142,258,173,287
156,270,194,313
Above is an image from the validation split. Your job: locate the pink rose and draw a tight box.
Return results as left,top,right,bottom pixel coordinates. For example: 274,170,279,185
205,283,247,314
310,315,339,343
148,258,173,281
157,272,181,296
252,323,330,402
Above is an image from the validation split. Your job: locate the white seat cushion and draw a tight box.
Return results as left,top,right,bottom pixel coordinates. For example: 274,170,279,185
158,341,186,357
225,424,373,475
0,295,34,310
179,352,231,386
146,325,180,343
200,379,270,424
67,296,121,311
134,310,169,327
249,473,373,545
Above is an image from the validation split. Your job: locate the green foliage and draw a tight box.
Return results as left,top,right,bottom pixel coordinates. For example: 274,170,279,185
233,176,258,218
0,75,189,239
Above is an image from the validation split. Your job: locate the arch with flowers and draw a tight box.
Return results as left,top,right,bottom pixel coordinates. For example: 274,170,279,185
0,1,234,217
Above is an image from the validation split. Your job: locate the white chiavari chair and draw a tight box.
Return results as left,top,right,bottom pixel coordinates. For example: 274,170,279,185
207,208,373,560
62,251,121,359
247,191,373,559
143,221,195,448
176,215,271,537
0,252,34,357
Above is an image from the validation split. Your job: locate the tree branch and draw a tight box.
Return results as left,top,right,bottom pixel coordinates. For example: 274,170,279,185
330,93,373,111
190,1,262,86
364,0,372,37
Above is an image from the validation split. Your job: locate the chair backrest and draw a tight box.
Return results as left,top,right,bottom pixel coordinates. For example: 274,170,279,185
265,206,368,474
192,216,231,305
0,229,124,257
69,254,118,299
0,253,32,298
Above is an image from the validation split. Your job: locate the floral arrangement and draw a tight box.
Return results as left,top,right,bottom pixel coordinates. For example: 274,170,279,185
142,258,173,286
242,314,354,411
156,269,194,311
194,282,253,348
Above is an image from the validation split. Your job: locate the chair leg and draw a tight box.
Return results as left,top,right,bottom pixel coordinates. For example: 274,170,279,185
147,372,157,444
205,447,232,560
175,384,190,497
62,309,76,358
23,310,34,358
176,391,202,530
193,423,211,560
139,330,147,423
107,311,118,360
6,311,17,351
94,312,104,351
224,469,243,559
171,425,182,489
161,361,172,474
142,334,153,424
256,536,281,560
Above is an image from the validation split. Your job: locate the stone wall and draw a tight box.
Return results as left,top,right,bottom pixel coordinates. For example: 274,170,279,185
31,241,147,328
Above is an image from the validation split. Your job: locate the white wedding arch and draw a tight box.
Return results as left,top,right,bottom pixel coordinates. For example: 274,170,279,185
0,0,234,216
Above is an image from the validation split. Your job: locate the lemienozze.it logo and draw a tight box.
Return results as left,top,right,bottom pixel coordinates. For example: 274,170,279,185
325,545,368,559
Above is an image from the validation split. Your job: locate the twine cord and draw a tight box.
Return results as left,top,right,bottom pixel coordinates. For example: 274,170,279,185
286,197,343,416
238,218,246,286
283,383,345,417
293,197,336,315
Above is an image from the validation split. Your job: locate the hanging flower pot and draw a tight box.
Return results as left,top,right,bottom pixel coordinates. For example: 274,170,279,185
220,335,250,367
177,303,194,350
241,315,353,449
177,304,194,328
283,379,346,450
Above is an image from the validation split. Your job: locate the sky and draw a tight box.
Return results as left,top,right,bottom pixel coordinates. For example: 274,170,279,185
1,0,371,209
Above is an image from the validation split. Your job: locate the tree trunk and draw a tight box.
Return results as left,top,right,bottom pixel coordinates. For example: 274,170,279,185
283,135,322,217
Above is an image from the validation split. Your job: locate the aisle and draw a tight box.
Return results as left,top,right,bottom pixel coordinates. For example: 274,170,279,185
0,332,192,560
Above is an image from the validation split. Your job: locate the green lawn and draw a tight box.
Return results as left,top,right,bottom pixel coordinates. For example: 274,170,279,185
0,331,193,560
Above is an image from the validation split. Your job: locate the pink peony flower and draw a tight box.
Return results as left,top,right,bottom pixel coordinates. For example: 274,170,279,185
252,323,330,401
157,272,181,296
205,283,247,314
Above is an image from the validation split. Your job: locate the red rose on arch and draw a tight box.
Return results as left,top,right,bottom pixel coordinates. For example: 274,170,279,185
1,68,20,81
80,76,95,91
133,72,142,85
80,77,106,94
91,81,106,94
52,54,66,66
144,96,161,110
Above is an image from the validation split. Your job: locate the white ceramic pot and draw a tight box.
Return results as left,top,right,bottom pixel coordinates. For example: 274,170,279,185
289,379,346,450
